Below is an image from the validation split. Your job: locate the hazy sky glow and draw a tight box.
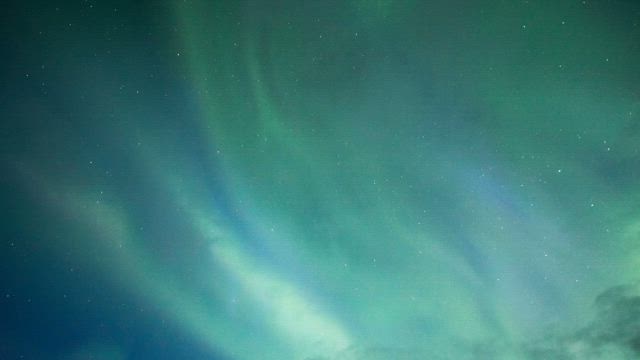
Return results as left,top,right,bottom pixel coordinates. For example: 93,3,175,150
2,1,640,359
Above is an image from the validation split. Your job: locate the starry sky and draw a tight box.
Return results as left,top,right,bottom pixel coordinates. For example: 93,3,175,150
2,1,640,359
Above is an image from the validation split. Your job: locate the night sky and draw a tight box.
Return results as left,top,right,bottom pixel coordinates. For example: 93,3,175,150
2,1,640,359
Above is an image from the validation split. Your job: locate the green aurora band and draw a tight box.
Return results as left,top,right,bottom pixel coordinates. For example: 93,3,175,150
3,1,640,359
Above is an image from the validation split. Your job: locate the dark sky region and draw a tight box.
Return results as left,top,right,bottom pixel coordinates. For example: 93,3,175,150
2,1,640,359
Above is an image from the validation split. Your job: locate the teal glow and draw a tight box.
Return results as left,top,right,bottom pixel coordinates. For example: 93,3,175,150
3,1,640,359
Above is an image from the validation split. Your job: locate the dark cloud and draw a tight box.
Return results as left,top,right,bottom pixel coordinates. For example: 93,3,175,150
504,282,640,360
521,282,640,360
315,283,640,360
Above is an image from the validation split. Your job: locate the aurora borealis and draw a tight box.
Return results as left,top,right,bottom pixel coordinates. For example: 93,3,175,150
2,0,640,359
